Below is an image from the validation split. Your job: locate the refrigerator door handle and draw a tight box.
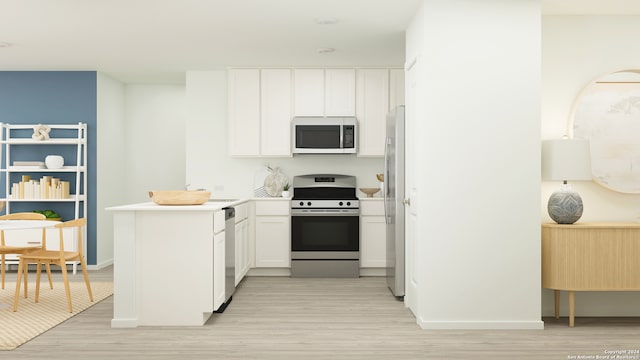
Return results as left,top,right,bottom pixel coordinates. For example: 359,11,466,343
383,136,390,223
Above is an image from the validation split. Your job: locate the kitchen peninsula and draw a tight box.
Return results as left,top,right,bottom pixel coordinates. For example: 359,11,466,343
107,199,247,327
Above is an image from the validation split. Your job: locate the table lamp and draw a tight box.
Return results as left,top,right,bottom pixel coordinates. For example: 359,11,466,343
541,138,592,224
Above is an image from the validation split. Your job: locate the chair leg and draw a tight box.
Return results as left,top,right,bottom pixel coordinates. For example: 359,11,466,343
46,263,53,289
35,260,42,303
13,259,24,312
1,254,5,290
80,257,93,302
60,259,72,312
23,261,28,298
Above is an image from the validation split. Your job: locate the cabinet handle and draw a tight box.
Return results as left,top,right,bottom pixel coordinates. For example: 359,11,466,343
27,241,41,245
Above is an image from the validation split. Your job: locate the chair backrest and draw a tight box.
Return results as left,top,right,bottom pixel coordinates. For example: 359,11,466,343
46,218,86,254
0,212,47,246
0,212,46,220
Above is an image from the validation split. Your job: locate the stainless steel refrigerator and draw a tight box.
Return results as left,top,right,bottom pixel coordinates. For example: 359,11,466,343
385,106,405,297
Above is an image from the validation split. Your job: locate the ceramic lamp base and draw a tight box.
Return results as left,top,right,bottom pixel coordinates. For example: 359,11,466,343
548,185,583,224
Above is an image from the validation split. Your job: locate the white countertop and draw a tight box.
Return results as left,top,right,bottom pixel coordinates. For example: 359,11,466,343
106,197,294,212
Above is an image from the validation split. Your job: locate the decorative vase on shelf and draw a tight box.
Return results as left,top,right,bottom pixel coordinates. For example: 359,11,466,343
281,190,290,198
45,155,64,169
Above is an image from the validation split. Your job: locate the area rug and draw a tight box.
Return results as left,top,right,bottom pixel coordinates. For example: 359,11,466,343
0,281,113,350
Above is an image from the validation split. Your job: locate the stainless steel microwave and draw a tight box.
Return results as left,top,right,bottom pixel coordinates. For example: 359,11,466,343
292,117,357,154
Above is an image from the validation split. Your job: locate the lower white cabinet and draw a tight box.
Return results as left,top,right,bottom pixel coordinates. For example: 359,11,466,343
213,211,226,311
360,200,386,268
254,200,290,268
234,218,250,285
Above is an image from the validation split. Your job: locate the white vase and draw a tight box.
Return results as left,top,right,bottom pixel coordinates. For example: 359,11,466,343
281,190,290,198
45,155,64,169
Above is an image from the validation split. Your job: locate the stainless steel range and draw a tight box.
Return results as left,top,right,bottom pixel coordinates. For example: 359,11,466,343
290,174,360,278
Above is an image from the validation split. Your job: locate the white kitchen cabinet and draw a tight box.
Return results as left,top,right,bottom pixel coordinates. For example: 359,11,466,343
294,68,356,117
254,200,290,268
356,69,390,157
213,209,226,311
213,228,225,311
294,69,324,116
234,202,250,285
228,68,292,157
325,69,356,116
360,200,386,268
228,69,261,156
389,68,405,111
260,69,293,156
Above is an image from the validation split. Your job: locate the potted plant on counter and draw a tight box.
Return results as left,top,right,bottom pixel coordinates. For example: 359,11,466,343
281,183,291,198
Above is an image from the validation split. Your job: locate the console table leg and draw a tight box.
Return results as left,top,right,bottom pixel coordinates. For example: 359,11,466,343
554,290,560,319
568,291,575,327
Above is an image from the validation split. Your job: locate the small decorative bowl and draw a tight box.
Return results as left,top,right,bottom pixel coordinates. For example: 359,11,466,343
359,187,381,198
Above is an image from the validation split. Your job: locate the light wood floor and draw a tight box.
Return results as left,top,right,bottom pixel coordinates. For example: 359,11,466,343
1,266,640,359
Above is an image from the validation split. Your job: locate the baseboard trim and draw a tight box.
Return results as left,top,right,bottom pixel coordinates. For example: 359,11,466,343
417,319,545,330
247,268,291,276
111,318,138,328
87,259,114,270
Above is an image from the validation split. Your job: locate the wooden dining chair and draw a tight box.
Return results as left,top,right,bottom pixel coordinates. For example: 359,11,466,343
13,218,93,313
0,212,53,292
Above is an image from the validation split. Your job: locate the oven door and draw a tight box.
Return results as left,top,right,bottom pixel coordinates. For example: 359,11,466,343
291,211,359,255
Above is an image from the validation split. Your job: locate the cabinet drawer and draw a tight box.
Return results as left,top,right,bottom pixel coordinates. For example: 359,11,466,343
234,203,248,222
360,200,384,216
255,201,290,216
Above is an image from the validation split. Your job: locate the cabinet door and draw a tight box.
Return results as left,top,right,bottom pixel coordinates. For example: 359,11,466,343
234,219,250,286
255,215,290,267
228,69,261,156
389,68,405,110
356,69,389,156
213,231,225,310
360,216,387,268
294,69,324,116
261,69,293,156
325,68,356,116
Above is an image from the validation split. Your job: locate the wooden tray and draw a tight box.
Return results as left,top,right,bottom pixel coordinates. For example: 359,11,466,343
149,190,211,205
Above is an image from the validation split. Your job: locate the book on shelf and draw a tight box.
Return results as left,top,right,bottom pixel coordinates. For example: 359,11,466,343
11,161,46,169
11,175,71,200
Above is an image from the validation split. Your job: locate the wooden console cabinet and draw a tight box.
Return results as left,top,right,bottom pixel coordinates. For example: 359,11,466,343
541,222,640,327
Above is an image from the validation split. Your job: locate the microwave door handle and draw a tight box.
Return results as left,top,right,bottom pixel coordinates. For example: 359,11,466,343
339,126,344,149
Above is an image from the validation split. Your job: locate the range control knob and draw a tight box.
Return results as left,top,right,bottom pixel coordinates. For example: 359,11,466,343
346,202,351,206
299,202,304,206
307,202,312,206
339,202,344,206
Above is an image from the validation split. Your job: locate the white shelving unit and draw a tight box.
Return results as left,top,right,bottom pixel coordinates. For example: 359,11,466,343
0,122,88,271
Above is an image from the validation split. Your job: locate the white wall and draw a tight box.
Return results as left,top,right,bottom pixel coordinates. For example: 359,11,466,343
185,71,384,198
408,0,542,329
96,72,126,268
542,15,640,316
123,85,186,203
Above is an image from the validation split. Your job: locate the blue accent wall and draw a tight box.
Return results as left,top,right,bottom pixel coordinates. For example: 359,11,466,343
0,71,98,265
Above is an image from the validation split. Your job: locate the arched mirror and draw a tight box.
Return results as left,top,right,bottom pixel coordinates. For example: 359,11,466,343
571,70,640,194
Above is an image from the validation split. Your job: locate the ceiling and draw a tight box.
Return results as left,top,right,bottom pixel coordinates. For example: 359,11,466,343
0,0,637,83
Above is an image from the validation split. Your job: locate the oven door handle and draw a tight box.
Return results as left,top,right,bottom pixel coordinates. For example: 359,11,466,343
291,210,359,216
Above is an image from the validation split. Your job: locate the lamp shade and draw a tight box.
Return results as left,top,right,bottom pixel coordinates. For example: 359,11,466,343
541,139,592,181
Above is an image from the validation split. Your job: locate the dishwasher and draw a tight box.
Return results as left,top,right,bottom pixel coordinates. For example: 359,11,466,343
216,206,235,312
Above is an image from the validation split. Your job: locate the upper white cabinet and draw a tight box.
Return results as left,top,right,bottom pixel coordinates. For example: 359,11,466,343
228,67,403,157
260,69,293,156
294,68,356,117
228,68,292,157
356,69,390,157
389,69,406,111
228,69,260,156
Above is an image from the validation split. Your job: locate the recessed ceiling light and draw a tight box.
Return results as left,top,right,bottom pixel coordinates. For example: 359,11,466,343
316,47,335,54
315,17,339,25
0,42,12,48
